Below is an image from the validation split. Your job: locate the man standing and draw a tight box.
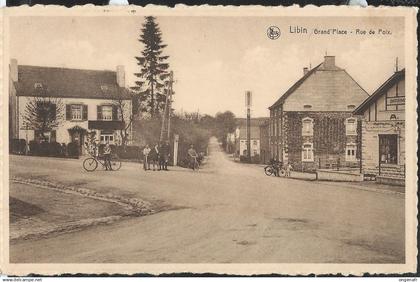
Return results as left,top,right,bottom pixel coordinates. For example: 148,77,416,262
188,144,198,171
142,144,151,171
103,141,112,171
160,141,171,171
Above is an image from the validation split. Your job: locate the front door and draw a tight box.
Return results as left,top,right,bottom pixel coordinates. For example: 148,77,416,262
71,131,85,155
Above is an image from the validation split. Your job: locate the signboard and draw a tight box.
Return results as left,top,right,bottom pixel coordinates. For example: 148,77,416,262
386,96,405,106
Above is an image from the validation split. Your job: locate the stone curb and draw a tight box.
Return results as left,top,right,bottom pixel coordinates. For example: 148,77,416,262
11,177,155,215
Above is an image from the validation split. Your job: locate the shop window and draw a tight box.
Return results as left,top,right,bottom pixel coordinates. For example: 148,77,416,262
100,132,114,144
302,117,313,136
346,143,357,162
379,135,398,164
302,143,314,162
346,118,357,136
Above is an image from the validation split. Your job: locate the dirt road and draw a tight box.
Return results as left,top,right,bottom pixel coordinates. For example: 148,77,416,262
10,137,404,263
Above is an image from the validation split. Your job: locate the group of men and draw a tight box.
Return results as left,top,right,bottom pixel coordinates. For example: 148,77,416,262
142,141,171,171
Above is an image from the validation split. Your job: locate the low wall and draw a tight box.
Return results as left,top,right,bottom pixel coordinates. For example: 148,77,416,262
316,169,363,182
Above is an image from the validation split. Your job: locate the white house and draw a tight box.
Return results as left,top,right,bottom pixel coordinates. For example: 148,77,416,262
9,59,132,155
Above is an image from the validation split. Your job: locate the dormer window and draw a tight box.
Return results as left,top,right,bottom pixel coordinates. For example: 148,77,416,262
303,105,312,110
34,82,43,89
347,105,356,110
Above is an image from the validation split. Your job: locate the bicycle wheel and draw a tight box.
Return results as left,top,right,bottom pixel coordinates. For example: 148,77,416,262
83,157,98,172
194,161,200,171
279,169,286,177
110,157,122,171
264,166,273,176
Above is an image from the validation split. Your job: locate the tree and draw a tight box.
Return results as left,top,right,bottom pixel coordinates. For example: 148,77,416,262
215,111,237,138
111,88,134,147
21,96,64,141
132,16,170,118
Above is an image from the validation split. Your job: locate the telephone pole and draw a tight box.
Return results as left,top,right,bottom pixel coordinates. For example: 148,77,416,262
160,71,174,142
245,91,252,163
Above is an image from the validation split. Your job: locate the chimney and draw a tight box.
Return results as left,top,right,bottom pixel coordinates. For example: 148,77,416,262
116,65,125,87
323,56,335,70
10,58,18,82
303,67,309,76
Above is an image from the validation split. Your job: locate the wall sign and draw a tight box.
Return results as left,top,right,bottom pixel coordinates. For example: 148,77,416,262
386,96,405,106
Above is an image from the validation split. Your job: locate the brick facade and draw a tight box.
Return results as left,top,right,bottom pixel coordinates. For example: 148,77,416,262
268,56,368,171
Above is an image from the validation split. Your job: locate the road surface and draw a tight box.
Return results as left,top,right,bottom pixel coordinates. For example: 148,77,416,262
9,137,404,263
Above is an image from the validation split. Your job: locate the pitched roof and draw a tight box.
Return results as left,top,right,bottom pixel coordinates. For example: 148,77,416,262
236,117,269,127
269,64,322,110
238,125,261,139
15,65,130,100
353,69,405,115
269,60,369,111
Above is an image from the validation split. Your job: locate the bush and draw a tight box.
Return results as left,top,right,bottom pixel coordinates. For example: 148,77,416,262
28,141,39,156
67,142,80,158
48,141,62,157
10,139,26,155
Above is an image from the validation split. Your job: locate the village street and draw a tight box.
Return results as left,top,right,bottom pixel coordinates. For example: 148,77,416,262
9,138,404,264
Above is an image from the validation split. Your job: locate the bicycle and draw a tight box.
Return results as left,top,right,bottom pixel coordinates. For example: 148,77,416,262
191,156,200,171
83,154,122,172
264,162,285,177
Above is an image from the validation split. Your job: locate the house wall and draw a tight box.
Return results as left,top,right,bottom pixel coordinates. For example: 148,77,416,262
360,78,405,178
239,139,260,157
17,96,132,145
283,111,360,172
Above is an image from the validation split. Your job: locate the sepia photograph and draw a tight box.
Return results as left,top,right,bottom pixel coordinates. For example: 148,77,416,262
1,6,417,275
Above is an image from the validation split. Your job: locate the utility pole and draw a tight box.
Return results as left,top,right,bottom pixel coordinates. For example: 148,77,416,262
245,91,252,163
160,71,174,143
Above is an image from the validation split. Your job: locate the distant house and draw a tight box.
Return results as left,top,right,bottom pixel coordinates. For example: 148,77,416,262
268,56,369,171
234,118,269,163
259,120,270,164
9,59,132,155
353,69,405,185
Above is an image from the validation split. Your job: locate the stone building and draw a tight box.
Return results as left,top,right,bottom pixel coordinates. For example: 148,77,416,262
9,59,132,155
268,56,368,171
353,69,405,185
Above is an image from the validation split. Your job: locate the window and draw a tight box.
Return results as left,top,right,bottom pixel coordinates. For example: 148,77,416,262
302,143,314,162
346,118,357,136
346,143,357,162
253,140,258,146
379,135,398,164
303,104,312,109
102,105,113,120
347,105,356,110
302,117,313,136
34,82,43,90
71,105,83,121
100,132,114,144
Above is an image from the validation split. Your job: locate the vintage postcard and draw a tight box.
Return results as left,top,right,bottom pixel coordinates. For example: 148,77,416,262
0,5,418,276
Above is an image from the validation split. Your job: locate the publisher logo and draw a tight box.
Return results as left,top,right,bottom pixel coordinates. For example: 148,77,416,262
267,26,281,40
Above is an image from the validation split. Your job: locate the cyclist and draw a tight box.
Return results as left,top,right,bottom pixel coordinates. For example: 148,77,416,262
103,141,112,171
187,144,198,171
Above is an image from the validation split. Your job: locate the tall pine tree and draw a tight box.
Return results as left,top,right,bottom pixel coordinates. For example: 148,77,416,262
132,16,170,118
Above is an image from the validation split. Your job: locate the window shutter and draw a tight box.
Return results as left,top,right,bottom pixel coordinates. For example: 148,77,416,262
51,130,57,142
66,105,71,120
51,104,57,120
83,105,88,120
112,105,118,121
97,105,102,120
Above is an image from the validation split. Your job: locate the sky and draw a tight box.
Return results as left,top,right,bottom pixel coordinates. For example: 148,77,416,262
10,15,404,117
